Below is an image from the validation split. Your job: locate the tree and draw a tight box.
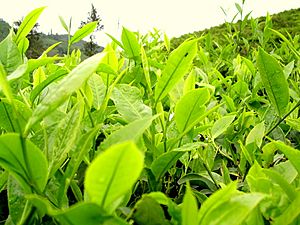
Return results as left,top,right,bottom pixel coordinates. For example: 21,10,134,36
13,20,45,58
80,4,104,57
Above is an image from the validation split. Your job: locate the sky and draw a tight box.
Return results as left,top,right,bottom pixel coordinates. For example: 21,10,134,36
0,0,299,45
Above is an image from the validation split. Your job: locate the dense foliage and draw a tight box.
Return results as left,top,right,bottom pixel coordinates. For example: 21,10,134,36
0,5,300,225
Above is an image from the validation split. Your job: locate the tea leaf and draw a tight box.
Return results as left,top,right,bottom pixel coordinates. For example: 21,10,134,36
0,33,22,73
26,53,104,132
133,196,171,225
100,116,155,149
85,141,144,212
257,48,289,117
199,193,265,225
246,122,265,148
151,143,205,181
121,27,140,59
211,115,236,139
111,84,152,122
274,141,300,175
14,7,46,44
154,39,197,104
70,21,98,45
175,88,210,133
0,133,48,192
182,184,198,225
54,202,129,225
273,193,300,225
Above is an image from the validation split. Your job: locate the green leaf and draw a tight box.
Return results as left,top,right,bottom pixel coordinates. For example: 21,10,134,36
27,195,129,225
0,33,22,73
151,143,205,181
262,169,296,201
273,192,300,225
182,184,198,225
0,99,32,133
48,104,82,176
121,27,140,59
57,125,101,206
85,141,144,212
164,33,170,52
7,176,28,224
154,39,198,104
274,141,300,175
15,7,46,45
257,48,289,117
54,202,129,225
133,196,171,225
199,193,265,225
88,74,106,110
175,88,210,133
59,16,69,33
246,122,265,148
70,21,98,45
198,182,238,223
0,133,48,192
17,37,29,56
100,116,155,150
30,69,67,103
211,115,236,139
111,84,152,122
26,53,104,132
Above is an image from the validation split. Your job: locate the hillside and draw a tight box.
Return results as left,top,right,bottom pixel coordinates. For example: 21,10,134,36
171,7,300,48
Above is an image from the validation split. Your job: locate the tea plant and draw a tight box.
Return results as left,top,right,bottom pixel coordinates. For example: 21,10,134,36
0,6,300,225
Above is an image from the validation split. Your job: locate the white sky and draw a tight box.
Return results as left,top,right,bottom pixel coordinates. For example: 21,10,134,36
1,0,299,45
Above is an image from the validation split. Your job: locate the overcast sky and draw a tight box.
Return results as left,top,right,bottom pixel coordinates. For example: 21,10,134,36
1,0,299,45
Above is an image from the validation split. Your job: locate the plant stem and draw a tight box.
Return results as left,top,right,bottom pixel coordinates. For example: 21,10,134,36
265,100,300,137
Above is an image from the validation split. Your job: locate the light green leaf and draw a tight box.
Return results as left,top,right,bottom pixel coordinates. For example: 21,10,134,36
198,182,238,223
26,53,104,132
85,141,144,212
59,16,69,33
273,192,300,225
199,193,265,225
70,21,98,45
0,33,22,73
262,169,296,201
121,27,140,59
175,88,210,133
211,115,235,139
111,84,152,122
274,141,300,175
0,133,48,192
141,45,152,93
14,7,46,44
17,37,29,56
100,116,155,150
257,48,289,117
246,122,265,148
57,125,101,206
48,104,82,176
88,74,106,110
182,184,198,225
30,69,67,104
164,33,170,52
154,39,198,104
